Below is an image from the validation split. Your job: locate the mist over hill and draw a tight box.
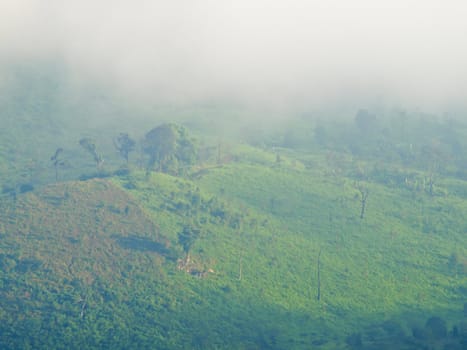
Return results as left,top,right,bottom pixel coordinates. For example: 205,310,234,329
1,1,467,349
2,0,467,114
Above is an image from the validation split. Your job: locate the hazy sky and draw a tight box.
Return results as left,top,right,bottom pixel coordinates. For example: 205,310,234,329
1,0,467,111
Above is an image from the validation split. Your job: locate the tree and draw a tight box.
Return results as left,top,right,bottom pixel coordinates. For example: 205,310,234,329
175,126,197,170
178,224,201,259
316,249,322,301
50,148,66,182
143,123,197,174
113,133,135,164
356,183,369,219
420,138,449,196
79,138,103,169
143,124,177,173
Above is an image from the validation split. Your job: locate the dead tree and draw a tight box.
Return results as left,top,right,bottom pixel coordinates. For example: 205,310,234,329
238,253,243,281
78,295,88,319
50,148,66,182
317,249,322,301
357,185,369,219
238,229,245,281
79,138,103,169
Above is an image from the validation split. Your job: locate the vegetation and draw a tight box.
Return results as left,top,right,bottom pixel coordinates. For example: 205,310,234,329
143,123,197,175
0,73,466,348
79,138,104,169
50,147,66,182
113,133,136,164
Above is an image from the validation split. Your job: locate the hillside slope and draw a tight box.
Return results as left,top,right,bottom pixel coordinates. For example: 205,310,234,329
0,149,466,349
0,179,174,349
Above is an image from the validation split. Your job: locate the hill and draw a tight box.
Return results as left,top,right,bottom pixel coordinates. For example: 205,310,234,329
0,149,466,348
0,67,466,348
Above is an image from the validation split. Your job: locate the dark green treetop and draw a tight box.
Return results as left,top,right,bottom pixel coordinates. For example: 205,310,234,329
114,133,135,164
178,224,201,255
143,123,197,174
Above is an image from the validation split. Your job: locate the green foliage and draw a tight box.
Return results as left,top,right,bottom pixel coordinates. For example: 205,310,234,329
113,133,135,164
143,123,197,174
1,91,467,349
143,124,177,171
178,224,201,255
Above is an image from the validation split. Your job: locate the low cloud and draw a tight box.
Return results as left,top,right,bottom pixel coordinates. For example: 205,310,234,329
1,0,467,113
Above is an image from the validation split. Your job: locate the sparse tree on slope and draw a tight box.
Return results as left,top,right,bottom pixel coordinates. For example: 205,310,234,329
355,183,369,219
79,138,103,169
178,224,201,261
50,147,66,182
114,133,135,164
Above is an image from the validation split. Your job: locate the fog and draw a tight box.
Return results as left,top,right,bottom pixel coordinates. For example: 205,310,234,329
1,0,467,113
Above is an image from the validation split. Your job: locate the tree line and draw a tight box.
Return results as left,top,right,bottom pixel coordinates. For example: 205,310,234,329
50,123,198,182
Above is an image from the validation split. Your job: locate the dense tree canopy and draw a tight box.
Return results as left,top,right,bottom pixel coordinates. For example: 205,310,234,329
143,123,197,174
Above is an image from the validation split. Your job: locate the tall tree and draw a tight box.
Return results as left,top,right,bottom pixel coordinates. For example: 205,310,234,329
114,133,135,164
178,224,201,261
79,138,103,169
143,124,176,172
316,249,322,301
356,184,369,219
175,126,197,169
50,147,65,182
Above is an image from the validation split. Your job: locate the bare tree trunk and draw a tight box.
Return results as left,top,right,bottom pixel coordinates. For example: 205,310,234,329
79,296,87,319
238,254,243,281
317,249,322,301
359,188,369,219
